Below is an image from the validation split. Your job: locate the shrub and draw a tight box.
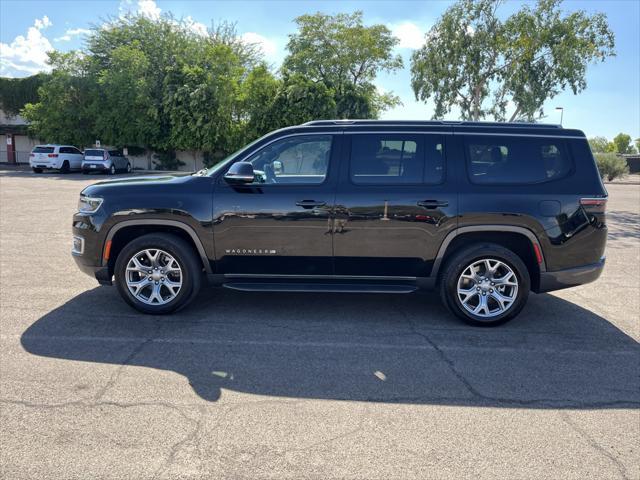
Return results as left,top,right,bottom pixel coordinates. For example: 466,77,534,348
594,153,629,181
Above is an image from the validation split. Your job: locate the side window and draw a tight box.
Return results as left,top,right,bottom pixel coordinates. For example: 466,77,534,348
466,136,571,184
244,135,332,185
71,147,82,155
59,147,70,154
349,134,445,185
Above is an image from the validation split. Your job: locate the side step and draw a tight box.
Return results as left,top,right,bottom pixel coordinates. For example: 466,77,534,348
222,282,418,294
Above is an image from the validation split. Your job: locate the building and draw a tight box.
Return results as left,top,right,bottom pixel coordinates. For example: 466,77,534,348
0,109,42,164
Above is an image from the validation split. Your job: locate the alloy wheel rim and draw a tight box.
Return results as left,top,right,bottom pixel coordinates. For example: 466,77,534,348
125,249,182,306
456,258,518,318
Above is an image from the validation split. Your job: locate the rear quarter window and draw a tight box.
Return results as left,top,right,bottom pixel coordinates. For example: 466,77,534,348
465,135,572,185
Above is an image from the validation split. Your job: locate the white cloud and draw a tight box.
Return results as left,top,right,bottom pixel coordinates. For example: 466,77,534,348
119,0,161,20
241,32,277,57
34,16,52,30
183,16,208,37
0,16,54,76
54,27,91,42
390,21,425,49
137,0,161,20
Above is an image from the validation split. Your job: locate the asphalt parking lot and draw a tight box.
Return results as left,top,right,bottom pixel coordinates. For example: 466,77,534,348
1,170,638,480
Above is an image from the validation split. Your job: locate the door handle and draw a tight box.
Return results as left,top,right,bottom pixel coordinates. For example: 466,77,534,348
296,200,327,209
417,200,449,209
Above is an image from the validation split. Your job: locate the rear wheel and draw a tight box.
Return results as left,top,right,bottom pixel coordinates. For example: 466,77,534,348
32,168,43,174
109,164,116,175
439,243,530,326
126,162,132,173
60,161,70,174
114,233,202,314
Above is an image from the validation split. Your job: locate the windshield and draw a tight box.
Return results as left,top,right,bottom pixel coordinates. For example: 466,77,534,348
203,135,270,176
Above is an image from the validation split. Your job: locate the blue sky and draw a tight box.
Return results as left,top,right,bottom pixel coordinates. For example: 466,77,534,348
1,0,638,139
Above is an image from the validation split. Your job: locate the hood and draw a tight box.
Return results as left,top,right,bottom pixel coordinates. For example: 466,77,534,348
81,173,196,197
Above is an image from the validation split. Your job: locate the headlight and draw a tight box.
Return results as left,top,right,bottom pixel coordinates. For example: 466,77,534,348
78,195,103,213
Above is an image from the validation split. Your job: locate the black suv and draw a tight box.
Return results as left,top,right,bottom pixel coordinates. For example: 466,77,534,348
72,120,607,325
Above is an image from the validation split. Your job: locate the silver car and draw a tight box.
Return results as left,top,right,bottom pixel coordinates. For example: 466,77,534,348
82,149,131,175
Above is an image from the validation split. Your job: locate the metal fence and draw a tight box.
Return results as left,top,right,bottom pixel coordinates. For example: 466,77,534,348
0,150,31,164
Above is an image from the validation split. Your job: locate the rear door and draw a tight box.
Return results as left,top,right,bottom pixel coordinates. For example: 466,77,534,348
213,133,341,276
333,130,458,278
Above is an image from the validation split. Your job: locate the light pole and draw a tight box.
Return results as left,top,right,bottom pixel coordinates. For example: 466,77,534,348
555,107,564,126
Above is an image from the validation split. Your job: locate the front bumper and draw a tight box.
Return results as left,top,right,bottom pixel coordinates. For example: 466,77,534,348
537,257,605,293
72,255,113,285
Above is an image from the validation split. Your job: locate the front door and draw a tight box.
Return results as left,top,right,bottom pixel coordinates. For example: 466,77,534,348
213,133,340,276
333,132,458,278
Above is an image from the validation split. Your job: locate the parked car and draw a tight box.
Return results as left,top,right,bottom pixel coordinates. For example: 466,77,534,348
82,149,131,175
71,120,607,325
30,145,83,173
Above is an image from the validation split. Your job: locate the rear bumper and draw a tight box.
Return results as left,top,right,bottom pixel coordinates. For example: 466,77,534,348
537,257,605,293
82,163,110,173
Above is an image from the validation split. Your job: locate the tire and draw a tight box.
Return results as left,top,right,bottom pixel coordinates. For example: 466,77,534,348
109,164,116,175
60,161,70,174
114,233,202,314
126,162,132,173
439,243,530,326
32,168,43,173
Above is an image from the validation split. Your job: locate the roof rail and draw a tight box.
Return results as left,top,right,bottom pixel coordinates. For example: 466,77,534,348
301,119,562,129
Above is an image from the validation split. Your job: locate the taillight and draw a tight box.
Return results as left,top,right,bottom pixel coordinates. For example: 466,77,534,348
580,197,607,213
48,153,59,158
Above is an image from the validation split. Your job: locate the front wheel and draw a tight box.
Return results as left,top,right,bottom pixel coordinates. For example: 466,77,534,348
439,243,530,326
114,233,202,314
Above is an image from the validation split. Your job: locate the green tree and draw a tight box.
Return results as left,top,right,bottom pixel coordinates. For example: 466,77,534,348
22,51,96,146
588,136,610,153
239,64,281,141
268,74,337,127
283,11,402,118
635,138,640,154
611,133,634,154
92,45,158,148
411,0,615,121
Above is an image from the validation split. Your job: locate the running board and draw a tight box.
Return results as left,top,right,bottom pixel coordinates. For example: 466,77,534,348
222,282,418,294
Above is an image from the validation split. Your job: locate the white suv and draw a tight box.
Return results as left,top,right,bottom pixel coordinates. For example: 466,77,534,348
30,145,83,173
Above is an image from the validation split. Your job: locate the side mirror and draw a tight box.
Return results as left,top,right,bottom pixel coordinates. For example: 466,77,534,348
224,162,255,184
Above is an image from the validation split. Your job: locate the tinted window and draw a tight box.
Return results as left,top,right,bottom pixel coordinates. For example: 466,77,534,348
109,150,121,157
349,134,444,185
33,146,54,154
466,136,571,184
70,147,82,155
244,135,332,185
